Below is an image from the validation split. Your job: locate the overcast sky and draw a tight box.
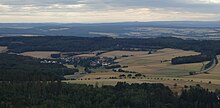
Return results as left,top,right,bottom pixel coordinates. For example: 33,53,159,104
0,0,220,23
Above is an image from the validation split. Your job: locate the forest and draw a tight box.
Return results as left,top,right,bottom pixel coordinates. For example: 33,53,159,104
0,36,220,55
0,82,219,108
0,53,78,81
171,54,215,64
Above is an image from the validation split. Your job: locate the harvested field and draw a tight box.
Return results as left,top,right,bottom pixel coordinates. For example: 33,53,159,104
65,49,220,92
184,55,220,80
112,48,202,76
65,78,220,92
75,53,96,57
80,72,124,79
0,46,8,53
100,51,148,58
21,51,60,58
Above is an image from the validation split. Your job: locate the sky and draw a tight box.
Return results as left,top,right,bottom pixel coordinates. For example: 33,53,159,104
0,0,220,23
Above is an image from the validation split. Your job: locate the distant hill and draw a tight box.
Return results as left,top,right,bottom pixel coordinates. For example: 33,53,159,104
2,21,220,28
1,21,220,40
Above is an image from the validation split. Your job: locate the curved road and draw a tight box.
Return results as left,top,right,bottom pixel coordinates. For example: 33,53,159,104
200,58,217,73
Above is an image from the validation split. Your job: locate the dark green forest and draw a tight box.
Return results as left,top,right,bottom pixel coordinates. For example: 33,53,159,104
1,36,220,64
171,54,215,64
0,36,220,55
0,82,219,108
0,54,78,81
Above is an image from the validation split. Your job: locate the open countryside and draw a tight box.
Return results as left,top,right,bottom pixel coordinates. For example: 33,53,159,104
16,48,217,92
2,0,220,107
21,51,60,59
1,35,220,108
18,48,218,90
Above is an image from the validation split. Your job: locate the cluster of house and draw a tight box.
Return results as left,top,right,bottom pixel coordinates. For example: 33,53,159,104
40,55,113,67
40,60,59,64
87,57,113,67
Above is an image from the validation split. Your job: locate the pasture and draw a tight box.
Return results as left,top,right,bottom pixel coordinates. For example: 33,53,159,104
184,55,220,80
65,48,220,92
0,46,8,53
75,53,96,57
64,78,220,92
21,51,60,58
18,48,218,91
101,48,202,77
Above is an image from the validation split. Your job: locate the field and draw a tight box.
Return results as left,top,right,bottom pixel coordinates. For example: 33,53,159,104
100,48,202,77
21,51,60,58
75,53,96,57
100,50,148,58
184,55,220,80
81,72,125,79
19,48,220,92
65,48,220,92
0,46,8,53
65,76,220,93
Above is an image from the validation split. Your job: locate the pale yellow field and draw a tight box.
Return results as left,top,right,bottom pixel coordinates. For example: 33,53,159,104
64,49,220,91
0,46,8,53
21,51,60,58
75,53,96,57
75,48,205,79
81,72,125,79
110,48,202,76
184,55,220,80
100,50,148,58
65,78,220,92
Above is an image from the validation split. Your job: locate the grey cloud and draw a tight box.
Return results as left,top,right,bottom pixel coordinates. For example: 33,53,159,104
92,0,220,13
0,0,81,5
0,0,220,14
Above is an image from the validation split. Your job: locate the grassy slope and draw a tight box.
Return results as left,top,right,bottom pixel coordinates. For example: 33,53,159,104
21,51,60,58
65,49,220,92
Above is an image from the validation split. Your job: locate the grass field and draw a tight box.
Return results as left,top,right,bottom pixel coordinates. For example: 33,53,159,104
21,48,215,92
21,51,60,58
102,48,202,77
64,48,220,92
0,46,8,53
184,55,220,80
75,53,96,57
100,50,148,58
64,78,220,93
69,49,203,78
81,72,125,79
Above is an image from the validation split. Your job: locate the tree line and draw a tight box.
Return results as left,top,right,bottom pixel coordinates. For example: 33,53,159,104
0,36,220,55
171,54,215,65
0,53,78,81
0,82,219,108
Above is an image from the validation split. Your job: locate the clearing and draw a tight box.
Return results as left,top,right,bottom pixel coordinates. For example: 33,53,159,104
21,51,60,58
0,46,8,53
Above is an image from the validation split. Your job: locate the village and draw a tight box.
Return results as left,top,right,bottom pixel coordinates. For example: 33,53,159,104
39,53,114,68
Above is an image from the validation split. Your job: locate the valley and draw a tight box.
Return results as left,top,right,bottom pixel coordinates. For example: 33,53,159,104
14,46,219,92
60,49,220,92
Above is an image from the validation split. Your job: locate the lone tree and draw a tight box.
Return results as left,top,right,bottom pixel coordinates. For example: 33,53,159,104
127,74,132,78
174,83,177,88
84,67,92,73
135,73,142,77
148,50,152,54
119,74,126,79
